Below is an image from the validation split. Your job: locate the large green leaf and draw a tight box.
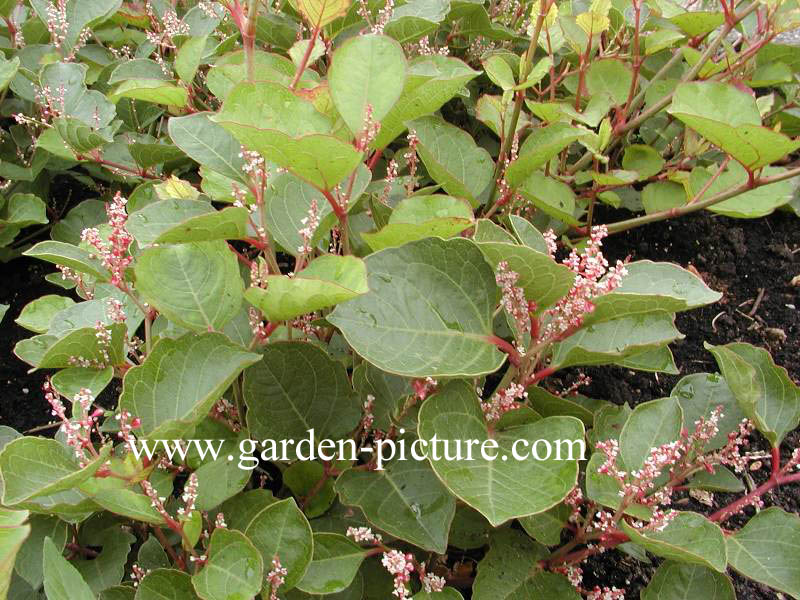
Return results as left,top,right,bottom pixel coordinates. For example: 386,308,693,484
670,373,745,452
296,534,365,595
516,173,580,225
119,333,260,439
245,255,368,321
24,241,110,281
417,381,583,526
587,261,721,324
168,113,247,183
621,512,727,572
361,195,473,251
585,59,633,106
127,199,248,246
641,561,735,600
134,240,244,332
136,569,200,600
329,35,407,136
551,313,684,369
472,529,579,600
668,82,800,170
42,537,94,600
726,507,800,598
240,498,313,591
15,295,76,333
619,396,682,473
328,237,504,377
213,81,361,190
191,529,263,600
476,242,575,311
109,80,188,107
407,116,493,207
335,459,456,553
14,515,68,590
73,528,135,593
0,438,110,505
373,56,480,149
243,342,360,460
706,342,800,446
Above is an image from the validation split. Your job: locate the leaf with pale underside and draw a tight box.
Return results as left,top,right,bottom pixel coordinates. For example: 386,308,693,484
328,237,504,377
335,459,455,553
706,342,800,446
417,381,583,526
119,333,261,440
134,240,244,332
245,255,368,322
726,507,800,598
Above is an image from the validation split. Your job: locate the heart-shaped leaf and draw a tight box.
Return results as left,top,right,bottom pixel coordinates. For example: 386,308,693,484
417,381,583,526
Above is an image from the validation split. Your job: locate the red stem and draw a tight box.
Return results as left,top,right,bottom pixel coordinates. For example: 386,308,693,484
290,25,321,90
524,366,555,387
709,471,800,523
486,335,521,367
771,446,781,477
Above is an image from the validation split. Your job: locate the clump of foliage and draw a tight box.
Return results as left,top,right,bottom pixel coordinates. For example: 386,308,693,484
1,0,800,598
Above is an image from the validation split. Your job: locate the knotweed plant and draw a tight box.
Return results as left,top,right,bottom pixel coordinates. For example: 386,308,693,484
1,0,800,598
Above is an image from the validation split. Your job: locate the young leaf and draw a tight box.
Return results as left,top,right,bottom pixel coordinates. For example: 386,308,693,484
241,498,313,591
706,342,800,446
119,333,261,439
42,537,95,600
619,397,682,473
335,459,456,553
726,507,800,598
417,381,583,526
329,35,407,136
407,116,493,207
295,533,365,595
328,237,504,377
621,512,727,572
245,255,368,321
243,342,360,459
641,561,735,600
134,240,244,332
191,529,263,600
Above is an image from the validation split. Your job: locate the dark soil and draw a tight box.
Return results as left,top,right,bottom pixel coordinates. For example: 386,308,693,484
1,203,798,598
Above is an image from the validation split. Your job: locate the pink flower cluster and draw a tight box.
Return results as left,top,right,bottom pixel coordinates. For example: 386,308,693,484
115,410,141,454
298,199,320,254
496,261,531,340
482,382,528,423
346,526,382,544
587,586,626,600
267,556,288,600
381,550,414,599
177,473,199,518
412,377,437,401
355,104,381,152
541,225,627,341
81,192,133,287
44,380,102,467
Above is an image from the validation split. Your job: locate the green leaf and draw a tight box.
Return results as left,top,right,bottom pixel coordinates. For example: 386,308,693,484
24,240,110,281
587,260,721,325
408,116,493,207
476,242,575,310
519,503,571,546
384,0,450,44
483,55,515,90
686,466,744,493
620,396,682,473
128,199,248,246
176,35,208,83
136,569,200,600
0,194,48,227
335,459,456,553
670,373,745,452
119,333,260,439
241,498,313,591
551,313,684,369
516,173,580,225
245,255,368,321
621,512,727,572
193,439,252,512
13,515,68,590
168,113,247,183
373,56,480,149
284,462,336,518
329,35,407,137
213,81,361,190
0,438,111,505
641,561,735,600
296,534,365,595
668,82,800,170
293,0,351,26
622,144,665,179
191,529,263,600
0,508,30,599
362,195,474,251
0,55,19,92
110,80,188,107
507,214,548,253
642,181,686,214
726,507,800,598
15,295,76,333
669,11,724,36
34,324,127,369
526,387,599,425
328,237,504,377
472,529,579,600
417,381,583,527
129,143,186,170
134,241,244,332
706,342,800,446
74,529,134,593
42,537,94,600
585,59,633,105
413,588,464,600
585,452,652,520
243,342,360,460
